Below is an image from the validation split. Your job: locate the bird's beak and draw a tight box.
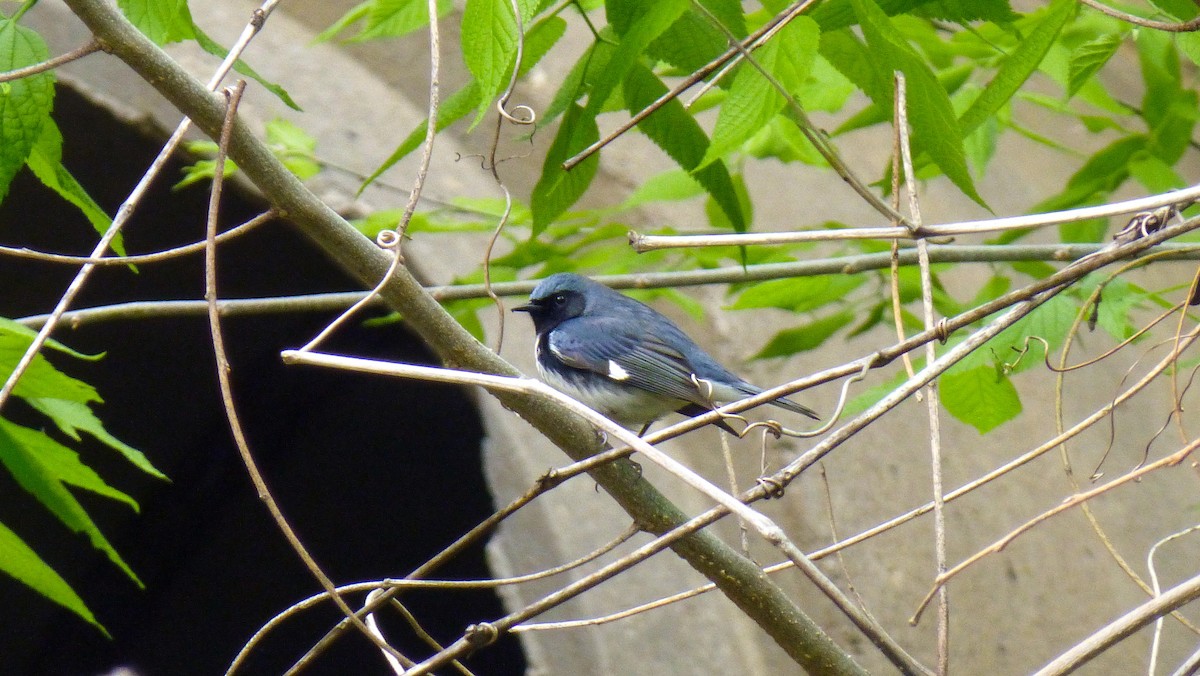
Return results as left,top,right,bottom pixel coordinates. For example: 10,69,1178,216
512,303,534,313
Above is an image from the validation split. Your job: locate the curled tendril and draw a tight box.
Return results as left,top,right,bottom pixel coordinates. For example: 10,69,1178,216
376,229,402,249
498,102,536,125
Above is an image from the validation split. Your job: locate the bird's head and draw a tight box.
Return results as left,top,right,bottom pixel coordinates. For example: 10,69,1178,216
513,273,593,333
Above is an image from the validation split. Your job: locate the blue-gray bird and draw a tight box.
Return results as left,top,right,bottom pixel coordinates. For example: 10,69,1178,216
513,273,819,434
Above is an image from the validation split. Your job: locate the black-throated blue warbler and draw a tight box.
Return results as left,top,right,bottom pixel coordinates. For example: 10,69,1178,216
513,273,819,434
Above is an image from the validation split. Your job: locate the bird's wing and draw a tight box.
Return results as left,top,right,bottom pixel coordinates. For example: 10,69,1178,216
547,317,703,404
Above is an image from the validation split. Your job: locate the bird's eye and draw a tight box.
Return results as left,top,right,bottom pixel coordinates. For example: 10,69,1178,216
552,293,567,306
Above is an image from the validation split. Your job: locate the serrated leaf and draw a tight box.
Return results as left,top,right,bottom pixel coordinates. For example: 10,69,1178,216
698,17,819,170
462,0,520,127
753,310,854,359
624,64,745,231
849,0,984,206
0,18,54,206
590,0,689,116
957,0,1073,138
117,0,194,44
0,331,99,405
1068,33,1123,99
647,6,735,74
0,520,106,635
940,364,1022,433
25,119,123,255
26,398,166,480
531,104,599,234
0,318,101,361
0,421,140,585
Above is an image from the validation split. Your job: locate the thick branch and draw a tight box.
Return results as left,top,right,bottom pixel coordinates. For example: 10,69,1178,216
62,1,861,671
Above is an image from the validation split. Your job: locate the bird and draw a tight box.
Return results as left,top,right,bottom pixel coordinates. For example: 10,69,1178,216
513,273,819,434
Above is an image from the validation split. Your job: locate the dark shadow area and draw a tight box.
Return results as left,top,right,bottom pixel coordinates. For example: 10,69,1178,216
0,86,525,675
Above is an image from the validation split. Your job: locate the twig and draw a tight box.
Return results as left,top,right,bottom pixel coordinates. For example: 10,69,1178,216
0,38,102,83
1033,569,1200,675
629,182,1200,251
895,71,950,673
1079,0,1200,31
205,81,407,667
0,210,275,265
912,436,1200,624
21,243,1200,329
1149,526,1200,674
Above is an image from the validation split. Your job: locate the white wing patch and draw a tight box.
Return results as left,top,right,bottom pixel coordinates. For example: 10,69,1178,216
607,360,631,380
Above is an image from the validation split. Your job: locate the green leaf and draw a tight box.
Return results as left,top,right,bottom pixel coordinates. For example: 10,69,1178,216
647,3,740,73
265,118,321,180
957,0,1073,139
26,398,166,480
1067,33,1123,99
590,0,689,116
462,0,519,127
25,120,123,255
190,26,300,111
1033,135,1144,212
0,520,107,635
313,0,372,43
531,104,599,234
1058,217,1109,244
1129,151,1185,193
752,310,854,359
940,364,1022,433
849,0,984,206
0,332,99,405
623,64,745,231
362,13,565,187
363,82,481,190
622,169,704,208
356,0,453,41
0,17,54,205
730,275,865,313
0,421,140,585
117,0,194,44
698,17,819,170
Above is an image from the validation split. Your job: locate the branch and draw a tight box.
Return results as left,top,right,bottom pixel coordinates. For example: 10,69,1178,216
20,243,1200,330
61,0,862,671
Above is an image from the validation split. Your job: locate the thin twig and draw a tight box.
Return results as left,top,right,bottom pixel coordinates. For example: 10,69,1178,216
1079,0,1200,31
912,436,1200,624
0,38,102,83
1033,568,1200,675
21,243,1200,330
630,182,1200,251
0,210,276,265
204,81,408,668
895,71,950,673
